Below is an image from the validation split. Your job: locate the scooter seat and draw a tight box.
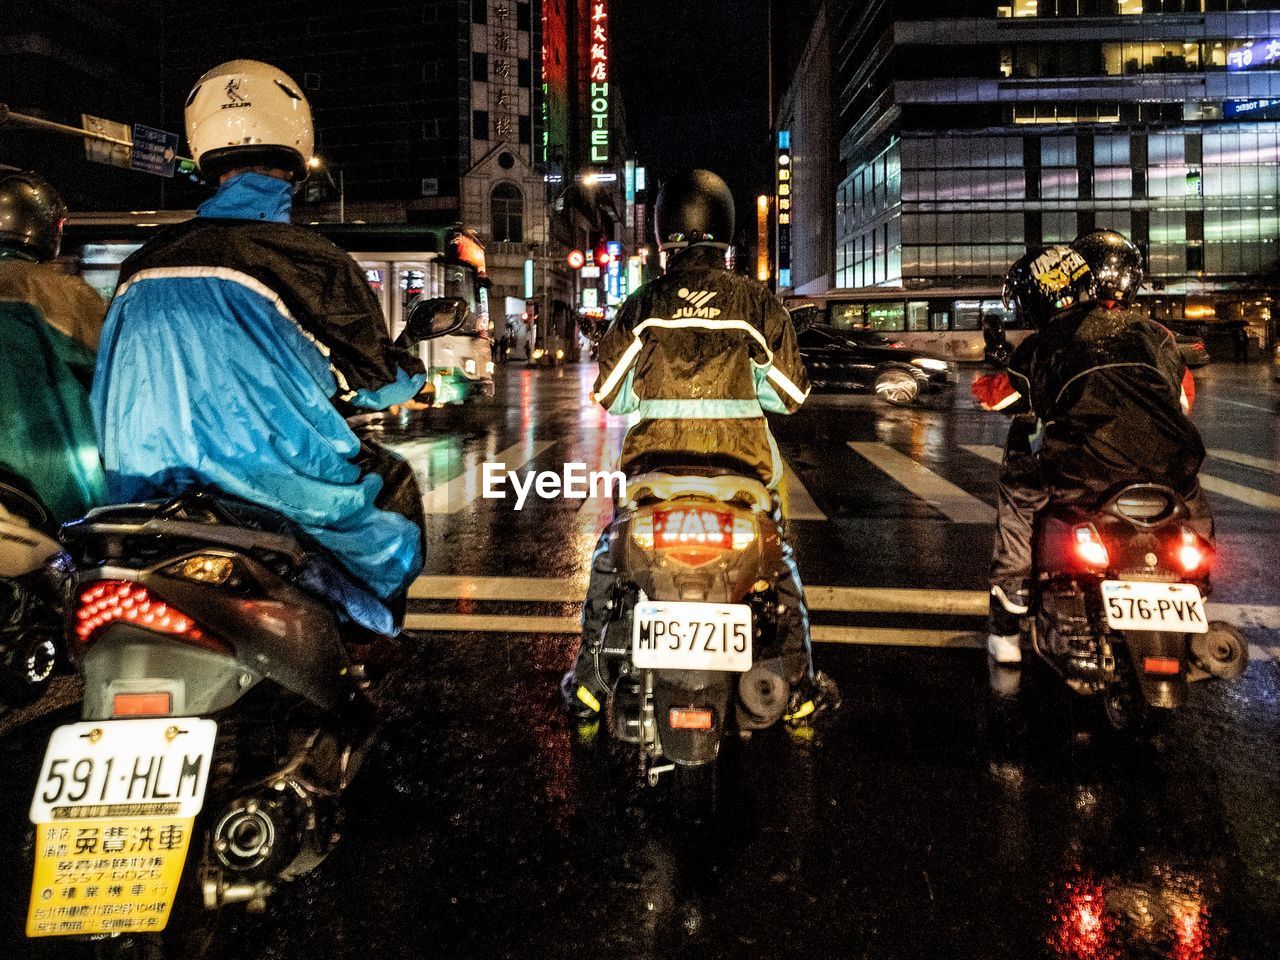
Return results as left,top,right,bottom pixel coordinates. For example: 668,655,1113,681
624,472,773,513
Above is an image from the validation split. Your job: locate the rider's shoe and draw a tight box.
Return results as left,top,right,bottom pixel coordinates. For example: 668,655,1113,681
560,670,604,722
987,633,1023,665
987,584,1028,665
784,671,841,727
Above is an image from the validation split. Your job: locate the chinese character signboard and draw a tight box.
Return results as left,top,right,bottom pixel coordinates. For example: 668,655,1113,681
589,2,610,164
130,124,179,178
1227,38,1280,71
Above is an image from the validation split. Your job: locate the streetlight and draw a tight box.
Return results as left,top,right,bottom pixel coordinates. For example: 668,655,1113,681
308,156,345,223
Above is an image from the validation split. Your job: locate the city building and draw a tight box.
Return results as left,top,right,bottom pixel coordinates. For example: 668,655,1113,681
0,0,165,211
776,0,1280,350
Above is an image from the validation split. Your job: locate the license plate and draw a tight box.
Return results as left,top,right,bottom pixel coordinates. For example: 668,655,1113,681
27,718,217,938
632,600,752,672
1101,581,1208,634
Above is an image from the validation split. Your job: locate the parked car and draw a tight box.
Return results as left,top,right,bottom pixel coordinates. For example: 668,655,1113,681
795,323,956,406
1176,333,1211,369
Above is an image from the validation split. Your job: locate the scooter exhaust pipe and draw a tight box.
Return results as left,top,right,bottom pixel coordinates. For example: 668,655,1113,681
1191,621,1249,681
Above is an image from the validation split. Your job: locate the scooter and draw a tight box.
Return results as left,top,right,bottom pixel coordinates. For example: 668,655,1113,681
0,470,69,710
1026,482,1247,733
585,468,811,794
23,296,466,952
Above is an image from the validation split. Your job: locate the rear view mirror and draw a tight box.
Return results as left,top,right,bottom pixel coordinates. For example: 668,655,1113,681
396,296,469,349
577,314,608,344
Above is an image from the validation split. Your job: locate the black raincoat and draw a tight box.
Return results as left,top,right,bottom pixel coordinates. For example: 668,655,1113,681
1010,301,1202,502
592,247,810,487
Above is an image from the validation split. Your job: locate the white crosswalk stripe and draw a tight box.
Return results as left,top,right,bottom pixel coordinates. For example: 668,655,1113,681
849,442,995,524
421,440,555,514
968,444,1280,513
1208,449,1280,476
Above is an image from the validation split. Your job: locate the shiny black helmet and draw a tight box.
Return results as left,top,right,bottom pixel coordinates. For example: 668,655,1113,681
0,171,67,262
1071,229,1144,304
1002,244,1094,328
655,169,734,251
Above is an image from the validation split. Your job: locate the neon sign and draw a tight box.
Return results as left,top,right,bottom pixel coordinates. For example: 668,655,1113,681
776,131,792,288
589,2,610,164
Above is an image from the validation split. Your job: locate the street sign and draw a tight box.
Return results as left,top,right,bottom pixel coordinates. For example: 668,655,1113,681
131,123,179,177
580,264,601,279
81,114,132,169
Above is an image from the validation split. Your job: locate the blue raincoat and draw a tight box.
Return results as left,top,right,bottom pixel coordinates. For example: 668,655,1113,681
92,173,427,600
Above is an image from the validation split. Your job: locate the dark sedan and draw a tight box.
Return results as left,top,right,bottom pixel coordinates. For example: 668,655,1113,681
1176,333,1211,369
796,323,956,406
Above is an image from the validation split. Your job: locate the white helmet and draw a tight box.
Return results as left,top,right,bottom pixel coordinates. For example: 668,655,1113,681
184,59,314,181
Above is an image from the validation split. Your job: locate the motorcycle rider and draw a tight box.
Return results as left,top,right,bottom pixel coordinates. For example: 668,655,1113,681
0,170,107,523
92,60,427,632
561,169,836,724
975,232,1210,664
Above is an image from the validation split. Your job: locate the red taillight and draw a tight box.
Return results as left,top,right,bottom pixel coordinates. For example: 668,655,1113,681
75,580,204,646
1177,528,1211,575
668,707,714,730
1143,657,1182,675
656,507,732,548
1073,525,1110,569
112,692,173,717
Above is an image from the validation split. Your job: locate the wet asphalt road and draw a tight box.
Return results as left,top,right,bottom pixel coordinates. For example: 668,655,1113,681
1,361,1278,959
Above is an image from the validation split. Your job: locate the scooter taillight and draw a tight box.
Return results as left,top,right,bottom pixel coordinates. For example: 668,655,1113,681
1175,528,1213,577
1072,524,1110,570
634,506,756,567
74,580,223,652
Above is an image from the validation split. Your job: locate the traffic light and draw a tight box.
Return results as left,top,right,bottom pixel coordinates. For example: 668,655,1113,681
594,243,613,267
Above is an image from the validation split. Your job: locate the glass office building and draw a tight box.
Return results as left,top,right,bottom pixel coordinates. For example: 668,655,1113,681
818,1,1280,340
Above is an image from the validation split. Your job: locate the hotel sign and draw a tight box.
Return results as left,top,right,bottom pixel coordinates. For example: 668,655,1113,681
589,2,610,163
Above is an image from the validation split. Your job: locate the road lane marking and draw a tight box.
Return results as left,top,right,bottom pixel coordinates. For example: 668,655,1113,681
1198,474,1280,512
403,612,1277,661
411,576,1280,628
411,576,586,602
961,444,1004,465
779,459,827,521
405,613,582,633
848,442,996,524
422,440,555,514
1208,450,1280,475
1200,396,1272,414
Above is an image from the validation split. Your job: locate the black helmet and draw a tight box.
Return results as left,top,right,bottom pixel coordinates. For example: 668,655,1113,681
1071,229,1144,304
0,171,67,262
655,169,734,251
1002,244,1094,328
